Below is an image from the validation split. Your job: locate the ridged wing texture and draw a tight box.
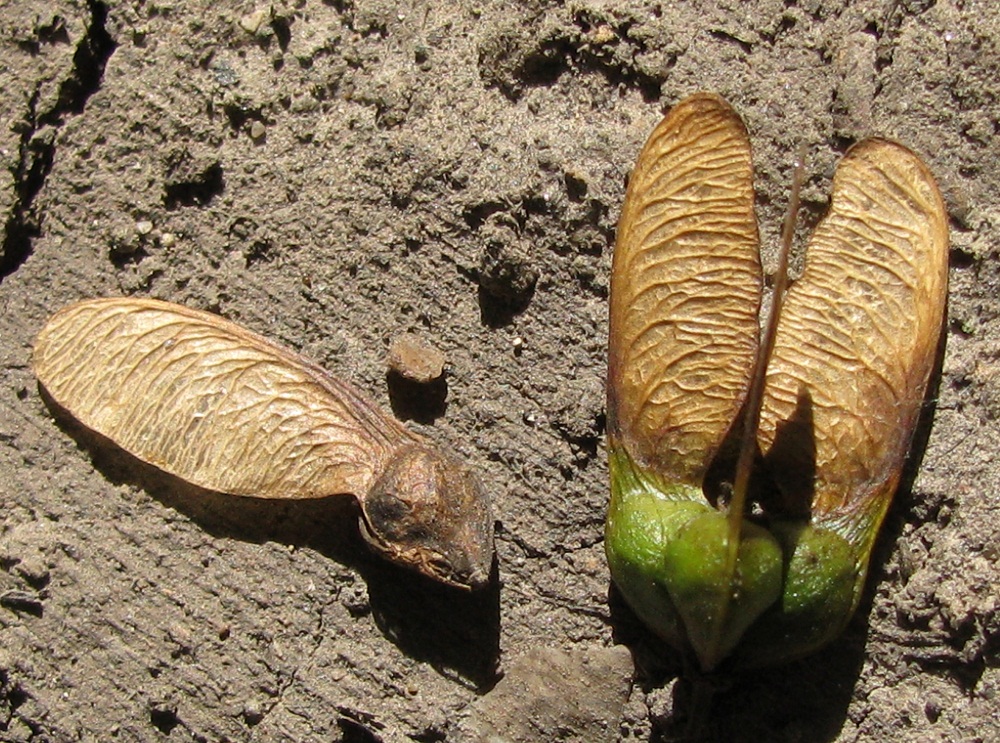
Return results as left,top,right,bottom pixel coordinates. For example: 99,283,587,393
33,298,408,499
608,93,762,483
760,140,948,519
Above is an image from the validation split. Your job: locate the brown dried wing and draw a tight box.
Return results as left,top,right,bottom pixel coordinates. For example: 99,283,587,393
608,93,762,483
760,139,948,519
33,298,409,499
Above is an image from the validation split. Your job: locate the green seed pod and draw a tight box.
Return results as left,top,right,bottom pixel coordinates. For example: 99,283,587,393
33,298,493,590
605,93,948,670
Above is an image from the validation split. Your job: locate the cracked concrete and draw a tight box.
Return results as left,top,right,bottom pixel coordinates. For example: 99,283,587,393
0,0,114,279
2,0,1000,741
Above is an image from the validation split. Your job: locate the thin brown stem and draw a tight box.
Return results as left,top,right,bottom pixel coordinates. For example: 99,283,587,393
720,145,807,629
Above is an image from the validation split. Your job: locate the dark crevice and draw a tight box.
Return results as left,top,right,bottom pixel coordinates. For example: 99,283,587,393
0,0,116,282
759,14,798,43
553,410,605,463
0,667,33,735
708,28,753,54
386,371,448,424
1,668,28,713
222,100,266,132
163,161,225,208
270,16,292,52
149,704,181,734
336,706,386,742
337,717,385,742
462,201,508,231
15,15,71,54
515,36,665,102
1,90,48,280
949,247,976,270
479,12,669,104
39,1,116,125
0,589,45,617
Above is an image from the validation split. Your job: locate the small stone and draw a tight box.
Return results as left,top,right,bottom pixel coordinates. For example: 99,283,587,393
160,232,176,248
925,698,942,723
243,701,265,725
249,121,266,140
239,7,272,35
387,334,446,383
135,219,154,236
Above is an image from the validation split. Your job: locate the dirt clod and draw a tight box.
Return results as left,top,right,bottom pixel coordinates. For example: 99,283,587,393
387,333,446,384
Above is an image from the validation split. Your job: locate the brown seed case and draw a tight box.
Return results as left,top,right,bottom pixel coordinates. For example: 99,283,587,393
605,92,948,670
33,298,493,589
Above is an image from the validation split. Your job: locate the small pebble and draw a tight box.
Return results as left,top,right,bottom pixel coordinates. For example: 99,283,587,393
239,7,271,35
135,219,153,236
249,121,266,141
387,334,446,383
243,701,265,725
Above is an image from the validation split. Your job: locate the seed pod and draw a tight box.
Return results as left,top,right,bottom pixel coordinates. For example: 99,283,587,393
33,298,494,590
605,93,948,670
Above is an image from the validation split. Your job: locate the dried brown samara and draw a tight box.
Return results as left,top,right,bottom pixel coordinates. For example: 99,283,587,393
33,298,494,589
605,93,948,670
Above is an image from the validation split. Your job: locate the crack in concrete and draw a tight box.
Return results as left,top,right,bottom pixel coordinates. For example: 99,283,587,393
0,0,116,282
250,593,338,736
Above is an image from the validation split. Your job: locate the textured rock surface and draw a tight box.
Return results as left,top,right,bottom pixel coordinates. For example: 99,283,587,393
1,1,999,741
461,645,633,742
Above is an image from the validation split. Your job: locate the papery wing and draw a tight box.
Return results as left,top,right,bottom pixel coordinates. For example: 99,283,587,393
760,139,948,527
33,298,407,499
608,93,762,484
